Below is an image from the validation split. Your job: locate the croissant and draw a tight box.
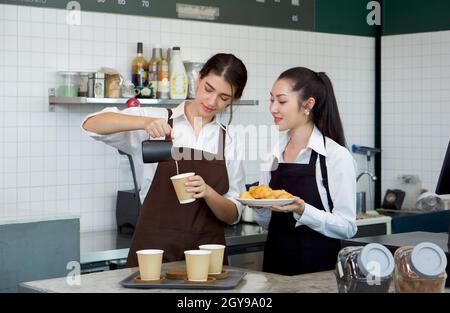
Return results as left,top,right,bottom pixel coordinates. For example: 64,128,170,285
239,185,295,200
239,191,254,199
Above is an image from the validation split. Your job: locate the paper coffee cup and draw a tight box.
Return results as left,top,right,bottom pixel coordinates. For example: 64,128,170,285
199,244,226,275
170,172,196,204
136,249,164,281
184,250,211,282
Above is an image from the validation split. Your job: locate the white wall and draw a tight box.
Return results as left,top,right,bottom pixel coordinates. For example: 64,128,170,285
382,31,450,205
0,4,375,231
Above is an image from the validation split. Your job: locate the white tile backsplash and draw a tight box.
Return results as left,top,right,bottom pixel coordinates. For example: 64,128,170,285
382,31,450,202
0,4,375,231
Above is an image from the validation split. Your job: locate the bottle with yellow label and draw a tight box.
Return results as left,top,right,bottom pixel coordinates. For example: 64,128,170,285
157,53,170,99
148,47,161,99
169,47,187,100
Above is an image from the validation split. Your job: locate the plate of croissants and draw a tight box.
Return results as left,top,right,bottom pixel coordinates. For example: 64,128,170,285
236,185,295,207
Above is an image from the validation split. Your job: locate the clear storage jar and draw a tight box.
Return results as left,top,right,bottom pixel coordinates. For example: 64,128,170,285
88,72,106,98
77,72,90,97
394,242,447,293
335,243,394,293
183,62,203,99
57,71,79,97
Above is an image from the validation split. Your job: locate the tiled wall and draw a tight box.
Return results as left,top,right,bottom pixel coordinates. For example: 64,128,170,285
382,31,450,205
0,4,375,231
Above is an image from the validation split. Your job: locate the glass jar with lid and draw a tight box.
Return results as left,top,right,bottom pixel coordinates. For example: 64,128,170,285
57,71,79,97
335,243,395,293
394,242,447,293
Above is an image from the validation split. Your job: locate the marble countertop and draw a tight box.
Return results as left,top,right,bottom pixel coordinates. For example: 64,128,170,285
20,261,450,293
20,261,338,293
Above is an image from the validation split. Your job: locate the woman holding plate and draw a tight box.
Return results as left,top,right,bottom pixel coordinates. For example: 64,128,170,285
252,67,357,276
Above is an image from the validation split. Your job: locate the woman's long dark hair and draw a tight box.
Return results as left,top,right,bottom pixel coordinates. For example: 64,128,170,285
278,67,347,147
199,53,247,124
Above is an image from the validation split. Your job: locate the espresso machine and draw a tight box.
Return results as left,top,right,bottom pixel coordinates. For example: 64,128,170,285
116,150,141,233
116,140,176,233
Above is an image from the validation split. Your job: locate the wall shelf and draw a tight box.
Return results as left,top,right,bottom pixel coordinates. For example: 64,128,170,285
48,89,258,111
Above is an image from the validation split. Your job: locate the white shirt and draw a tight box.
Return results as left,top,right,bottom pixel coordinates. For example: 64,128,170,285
253,126,358,239
81,101,246,225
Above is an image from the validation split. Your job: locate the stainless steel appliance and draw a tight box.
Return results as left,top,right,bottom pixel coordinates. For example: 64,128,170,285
356,191,367,214
225,223,266,271
228,246,264,271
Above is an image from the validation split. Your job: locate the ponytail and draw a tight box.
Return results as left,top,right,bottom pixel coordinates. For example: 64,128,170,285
316,72,347,147
278,67,347,148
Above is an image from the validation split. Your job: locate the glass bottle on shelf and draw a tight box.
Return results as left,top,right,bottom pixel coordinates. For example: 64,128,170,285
148,47,161,99
157,52,170,99
131,42,148,91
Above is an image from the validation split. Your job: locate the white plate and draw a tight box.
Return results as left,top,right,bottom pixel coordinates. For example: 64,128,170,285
235,198,295,207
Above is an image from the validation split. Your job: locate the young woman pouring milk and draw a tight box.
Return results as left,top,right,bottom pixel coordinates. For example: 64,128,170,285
82,53,248,267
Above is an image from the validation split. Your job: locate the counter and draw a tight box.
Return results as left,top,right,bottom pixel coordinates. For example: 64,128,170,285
0,213,80,226
376,209,450,234
342,231,449,252
356,215,391,233
18,260,450,293
0,216,80,292
20,261,338,293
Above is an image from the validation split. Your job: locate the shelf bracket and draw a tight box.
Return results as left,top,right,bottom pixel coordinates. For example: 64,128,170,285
48,88,56,112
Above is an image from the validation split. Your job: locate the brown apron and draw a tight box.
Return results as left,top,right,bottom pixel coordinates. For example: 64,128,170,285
126,109,230,267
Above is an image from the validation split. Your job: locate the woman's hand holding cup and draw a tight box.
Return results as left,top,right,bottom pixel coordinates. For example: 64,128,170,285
185,175,211,199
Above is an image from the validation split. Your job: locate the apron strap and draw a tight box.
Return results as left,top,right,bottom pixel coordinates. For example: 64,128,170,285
165,109,173,140
319,135,334,212
165,108,226,160
218,124,227,161
308,149,319,166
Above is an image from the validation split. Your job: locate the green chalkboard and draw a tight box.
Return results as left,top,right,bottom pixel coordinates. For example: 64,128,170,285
383,0,450,35
0,0,315,32
315,0,376,37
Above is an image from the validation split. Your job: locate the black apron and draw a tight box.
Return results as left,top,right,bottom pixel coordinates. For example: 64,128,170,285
263,136,341,275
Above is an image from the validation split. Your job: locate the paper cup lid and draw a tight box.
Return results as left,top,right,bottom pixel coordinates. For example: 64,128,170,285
357,243,394,278
410,242,447,277
184,250,211,255
170,172,195,180
199,244,225,250
136,249,164,255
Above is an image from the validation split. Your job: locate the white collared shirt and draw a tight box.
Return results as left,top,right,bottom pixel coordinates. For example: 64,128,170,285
253,126,358,239
81,101,246,224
